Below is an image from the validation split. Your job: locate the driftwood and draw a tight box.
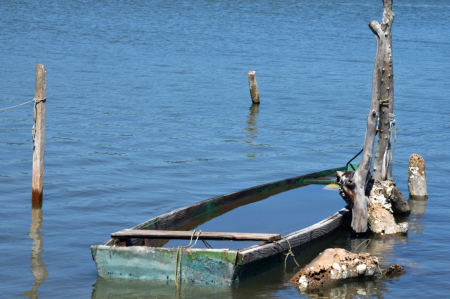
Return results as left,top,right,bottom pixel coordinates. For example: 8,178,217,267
290,248,379,289
337,1,396,233
374,0,396,181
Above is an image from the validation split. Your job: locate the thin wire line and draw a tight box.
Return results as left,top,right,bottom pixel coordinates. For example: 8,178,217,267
0,99,36,112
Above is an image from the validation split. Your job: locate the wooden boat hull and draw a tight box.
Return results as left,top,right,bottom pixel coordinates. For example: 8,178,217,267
91,166,353,284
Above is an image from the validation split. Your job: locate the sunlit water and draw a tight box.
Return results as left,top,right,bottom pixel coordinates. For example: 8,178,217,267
1,0,449,298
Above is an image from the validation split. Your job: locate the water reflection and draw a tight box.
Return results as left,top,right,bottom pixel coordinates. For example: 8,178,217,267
92,277,233,299
299,278,388,299
22,208,48,299
245,104,259,143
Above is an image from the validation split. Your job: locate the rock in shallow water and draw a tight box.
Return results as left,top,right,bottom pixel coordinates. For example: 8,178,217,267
289,248,379,289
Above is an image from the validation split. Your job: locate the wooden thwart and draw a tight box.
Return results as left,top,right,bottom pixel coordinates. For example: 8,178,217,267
111,230,281,242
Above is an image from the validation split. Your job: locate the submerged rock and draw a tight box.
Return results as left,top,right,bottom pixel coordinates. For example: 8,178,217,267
385,264,405,277
289,248,379,289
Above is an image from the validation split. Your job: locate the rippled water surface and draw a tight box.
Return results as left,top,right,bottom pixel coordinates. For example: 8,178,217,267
1,0,449,298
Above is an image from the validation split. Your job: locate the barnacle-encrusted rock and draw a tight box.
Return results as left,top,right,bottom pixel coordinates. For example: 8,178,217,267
367,180,408,235
289,248,379,289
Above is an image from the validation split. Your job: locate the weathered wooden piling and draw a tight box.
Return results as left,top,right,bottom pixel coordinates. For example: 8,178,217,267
408,154,427,200
247,71,260,104
32,63,46,208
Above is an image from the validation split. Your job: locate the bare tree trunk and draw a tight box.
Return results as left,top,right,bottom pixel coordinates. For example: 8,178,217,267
373,0,395,181
337,5,394,233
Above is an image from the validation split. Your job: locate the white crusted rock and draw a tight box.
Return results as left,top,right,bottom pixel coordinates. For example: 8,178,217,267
290,248,379,289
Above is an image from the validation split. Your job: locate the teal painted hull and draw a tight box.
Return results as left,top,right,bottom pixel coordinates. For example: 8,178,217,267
91,246,238,284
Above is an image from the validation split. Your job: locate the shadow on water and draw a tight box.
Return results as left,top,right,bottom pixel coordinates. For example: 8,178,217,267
245,104,259,157
22,208,48,299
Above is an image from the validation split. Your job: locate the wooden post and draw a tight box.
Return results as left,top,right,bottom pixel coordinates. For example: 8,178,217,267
32,63,46,208
408,154,427,200
247,71,260,104
373,0,395,181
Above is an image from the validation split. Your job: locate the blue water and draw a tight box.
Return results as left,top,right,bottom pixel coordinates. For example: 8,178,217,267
1,0,449,297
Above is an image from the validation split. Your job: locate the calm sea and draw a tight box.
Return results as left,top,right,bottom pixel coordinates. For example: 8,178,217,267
1,0,449,298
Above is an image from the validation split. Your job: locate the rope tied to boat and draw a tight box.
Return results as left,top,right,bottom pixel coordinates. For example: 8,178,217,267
175,230,202,288
276,237,299,271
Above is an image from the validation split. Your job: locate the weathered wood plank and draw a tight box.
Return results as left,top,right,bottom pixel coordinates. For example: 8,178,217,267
112,230,281,242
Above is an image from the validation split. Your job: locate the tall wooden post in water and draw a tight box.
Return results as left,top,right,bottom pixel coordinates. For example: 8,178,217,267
32,63,46,208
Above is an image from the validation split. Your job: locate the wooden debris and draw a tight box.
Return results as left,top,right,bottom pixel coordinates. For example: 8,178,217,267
289,248,379,289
